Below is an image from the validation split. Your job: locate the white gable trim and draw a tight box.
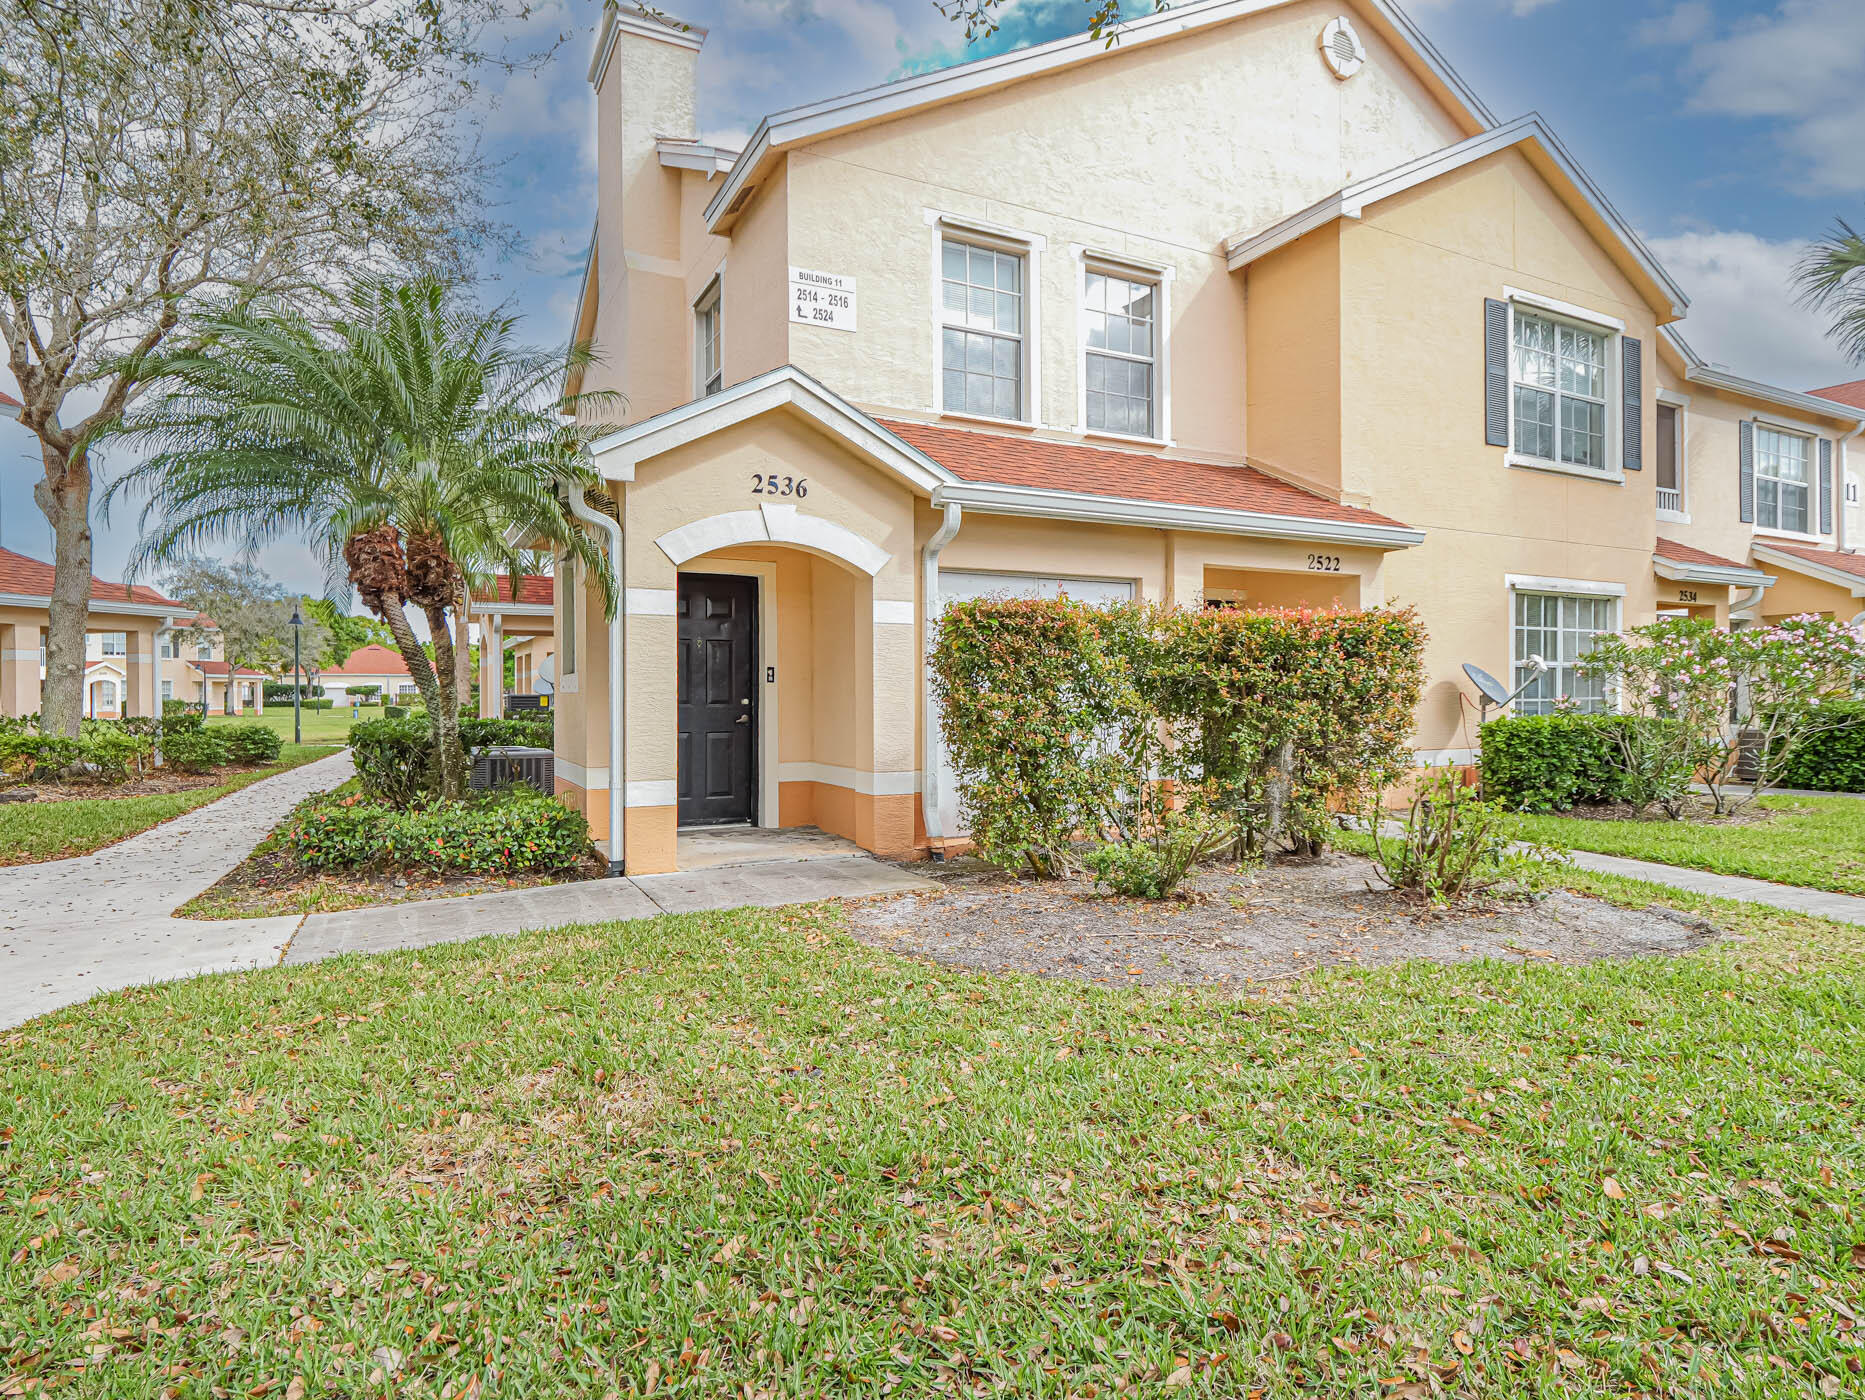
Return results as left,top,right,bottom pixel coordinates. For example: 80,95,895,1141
588,364,955,493
654,504,892,576
1751,545,1865,598
703,0,1495,232
1224,113,1689,320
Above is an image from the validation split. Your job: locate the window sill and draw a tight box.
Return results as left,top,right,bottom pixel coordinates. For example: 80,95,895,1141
1080,427,1173,449
1506,453,1624,485
1752,527,1830,546
1656,508,1691,524
940,409,1038,431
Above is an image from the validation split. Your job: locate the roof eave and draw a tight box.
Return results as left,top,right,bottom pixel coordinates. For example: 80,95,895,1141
1751,544,1865,597
929,479,1424,550
1652,557,1774,589
1685,367,1865,426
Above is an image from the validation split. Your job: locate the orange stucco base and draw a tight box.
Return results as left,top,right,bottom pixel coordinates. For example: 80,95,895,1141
556,777,921,871
778,780,918,857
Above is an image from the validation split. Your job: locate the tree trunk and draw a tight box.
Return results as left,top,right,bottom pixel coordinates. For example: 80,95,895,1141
1262,736,1296,855
33,438,93,738
452,577,473,715
423,601,468,799
373,597,457,795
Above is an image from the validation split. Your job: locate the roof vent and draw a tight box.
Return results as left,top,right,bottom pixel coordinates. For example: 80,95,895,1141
1319,17,1365,80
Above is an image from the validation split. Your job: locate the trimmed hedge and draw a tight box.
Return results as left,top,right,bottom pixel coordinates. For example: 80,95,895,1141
350,714,555,804
265,682,325,701
220,723,283,763
1773,701,1865,792
282,786,589,874
1480,714,1684,811
160,727,229,774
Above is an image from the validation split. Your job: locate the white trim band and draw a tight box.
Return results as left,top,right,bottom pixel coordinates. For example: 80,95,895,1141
1504,574,1626,597
777,762,919,796
873,599,915,626
626,588,678,616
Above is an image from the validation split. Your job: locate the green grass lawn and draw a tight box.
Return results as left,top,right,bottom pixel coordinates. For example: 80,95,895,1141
2,875,1860,1397
1508,793,1865,895
206,705,373,744
0,744,339,865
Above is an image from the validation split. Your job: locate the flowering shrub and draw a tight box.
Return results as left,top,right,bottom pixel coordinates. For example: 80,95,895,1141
1584,613,1865,813
283,786,590,873
931,598,1427,890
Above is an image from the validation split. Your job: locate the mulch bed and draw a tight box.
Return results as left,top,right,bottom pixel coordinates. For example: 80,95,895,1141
1555,797,1776,824
0,764,272,804
180,843,610,919
849,851,1720,989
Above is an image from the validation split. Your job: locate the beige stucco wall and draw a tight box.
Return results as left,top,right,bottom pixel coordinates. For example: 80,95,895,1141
1245,222,1344,497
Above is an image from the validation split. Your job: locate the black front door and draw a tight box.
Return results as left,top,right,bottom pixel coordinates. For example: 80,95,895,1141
677,573,757,825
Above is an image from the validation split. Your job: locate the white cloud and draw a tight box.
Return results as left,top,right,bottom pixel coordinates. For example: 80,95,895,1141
1508,0,1559,15
1634,1,1710,45
1648,229,1860,390
1671,0,1865,193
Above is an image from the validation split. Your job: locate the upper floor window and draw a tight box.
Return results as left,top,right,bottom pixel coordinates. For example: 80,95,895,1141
100,632,126,657
197,640,214,661
1754,425,1811,533
1512,310,1608,471
159,637,174,659
695,278,722,397
1083,269,1157,438
1655,402,1683,515
941,238,1024,421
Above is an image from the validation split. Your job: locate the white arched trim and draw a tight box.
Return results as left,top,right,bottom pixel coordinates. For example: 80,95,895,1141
655,502,892,577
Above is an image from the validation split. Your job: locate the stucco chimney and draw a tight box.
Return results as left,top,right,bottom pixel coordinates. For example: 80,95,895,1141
587,6,706,419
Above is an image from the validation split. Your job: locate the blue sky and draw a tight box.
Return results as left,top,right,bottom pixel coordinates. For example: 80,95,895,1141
4,0,1863,593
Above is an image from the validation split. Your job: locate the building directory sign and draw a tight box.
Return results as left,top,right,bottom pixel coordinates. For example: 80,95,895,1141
788,267,857,332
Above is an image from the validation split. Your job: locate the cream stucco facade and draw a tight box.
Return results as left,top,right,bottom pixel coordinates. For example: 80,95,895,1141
554,0,1865,873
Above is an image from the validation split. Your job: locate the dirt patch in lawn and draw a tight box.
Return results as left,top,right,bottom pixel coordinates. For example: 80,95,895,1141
0,764,273,804
177,843,609,919
848,852,1720,988
1553,797,1776,825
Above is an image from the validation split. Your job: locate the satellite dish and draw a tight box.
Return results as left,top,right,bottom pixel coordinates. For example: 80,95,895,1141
1462,662,1511,708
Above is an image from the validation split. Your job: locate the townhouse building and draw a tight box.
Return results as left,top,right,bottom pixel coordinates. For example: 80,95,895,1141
553,0,1864,874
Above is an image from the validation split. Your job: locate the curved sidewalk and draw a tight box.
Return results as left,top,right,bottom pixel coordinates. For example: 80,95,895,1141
0,751,356,1028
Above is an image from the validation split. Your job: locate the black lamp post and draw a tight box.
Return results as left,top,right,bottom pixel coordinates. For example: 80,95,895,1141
289,606,303,745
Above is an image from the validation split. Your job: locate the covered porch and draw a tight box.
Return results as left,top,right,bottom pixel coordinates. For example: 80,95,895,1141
558,368,1422,875
471,574,556,718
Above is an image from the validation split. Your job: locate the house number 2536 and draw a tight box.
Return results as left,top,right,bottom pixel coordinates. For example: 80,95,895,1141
751,473,807,498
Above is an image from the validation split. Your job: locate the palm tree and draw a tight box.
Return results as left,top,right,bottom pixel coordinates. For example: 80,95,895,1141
106,279,618,797
1795,219,1865,364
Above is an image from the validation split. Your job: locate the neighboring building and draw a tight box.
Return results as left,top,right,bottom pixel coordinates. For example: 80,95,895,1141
0,547,221,719
319,644,416,702
469,574,555,716
551,0,1865,875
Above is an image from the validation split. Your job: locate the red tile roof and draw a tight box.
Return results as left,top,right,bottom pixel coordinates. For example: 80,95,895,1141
1654,537,1752,570
477,573,553,605
879,420,1413,532
0,388,20,410
0,547,179,607
188,659,267,678
320,643,411,677
1755,541,1865,581
1808,379,1865,411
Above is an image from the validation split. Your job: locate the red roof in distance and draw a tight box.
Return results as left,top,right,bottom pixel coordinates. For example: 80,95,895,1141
1654,537,1752,571
1808,379,1865,412
477,574,554,605
320,643,411,677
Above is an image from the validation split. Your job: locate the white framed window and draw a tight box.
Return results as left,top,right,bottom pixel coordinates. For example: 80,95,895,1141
694,276,722,397
1655,400,1685,516
1510,307,1612,473
1082,266,1159,439
161,679,173,701
101,632,126,657
1511,588,1618,715
196,640,213,661
940,236,1026,422
1754,424,1812,534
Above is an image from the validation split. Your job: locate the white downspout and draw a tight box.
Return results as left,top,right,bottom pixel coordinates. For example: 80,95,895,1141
919,500,963,857
566,489,626,877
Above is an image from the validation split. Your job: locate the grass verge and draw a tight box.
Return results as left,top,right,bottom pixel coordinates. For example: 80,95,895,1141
0,744,340,866
1,874,1860,1396
1506,793,1865,895
206,707,366,745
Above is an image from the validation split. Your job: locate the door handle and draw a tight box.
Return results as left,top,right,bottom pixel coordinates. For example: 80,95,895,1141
736,714,749,725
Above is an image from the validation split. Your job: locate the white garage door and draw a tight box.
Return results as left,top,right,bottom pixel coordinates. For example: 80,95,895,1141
931,571,1136,836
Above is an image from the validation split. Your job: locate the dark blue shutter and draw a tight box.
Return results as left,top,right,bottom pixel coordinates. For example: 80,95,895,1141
1621,337,1642,470
1484,298,1509,447
1820,438,1834,535
1739,420,1755,524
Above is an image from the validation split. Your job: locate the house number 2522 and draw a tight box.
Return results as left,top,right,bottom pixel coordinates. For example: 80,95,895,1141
751,473,807,498
1306,553,1342,573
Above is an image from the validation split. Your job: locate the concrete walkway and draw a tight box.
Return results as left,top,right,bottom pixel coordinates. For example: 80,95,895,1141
1560,848,1865,924
0,769,937,1029
0,750,356,1029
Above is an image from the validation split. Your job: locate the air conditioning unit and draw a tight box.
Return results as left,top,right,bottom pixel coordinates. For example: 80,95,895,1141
504,692,548,715
470,745,555,796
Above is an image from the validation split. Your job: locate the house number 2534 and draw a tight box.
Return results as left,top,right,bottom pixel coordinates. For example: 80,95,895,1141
751,473,807,498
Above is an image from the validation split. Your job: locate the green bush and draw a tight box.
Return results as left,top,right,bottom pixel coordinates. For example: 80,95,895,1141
75,724,156,781
384,704,409,719
1772,700,1865,792
1368,767,1565,905
282,786,589,874
1479,714,1684,812
265,681,325,702
161,702,205,732
348,716,433,804
220,723,283,763
461,715,553,749
0,732,80,783
161,727,229,774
